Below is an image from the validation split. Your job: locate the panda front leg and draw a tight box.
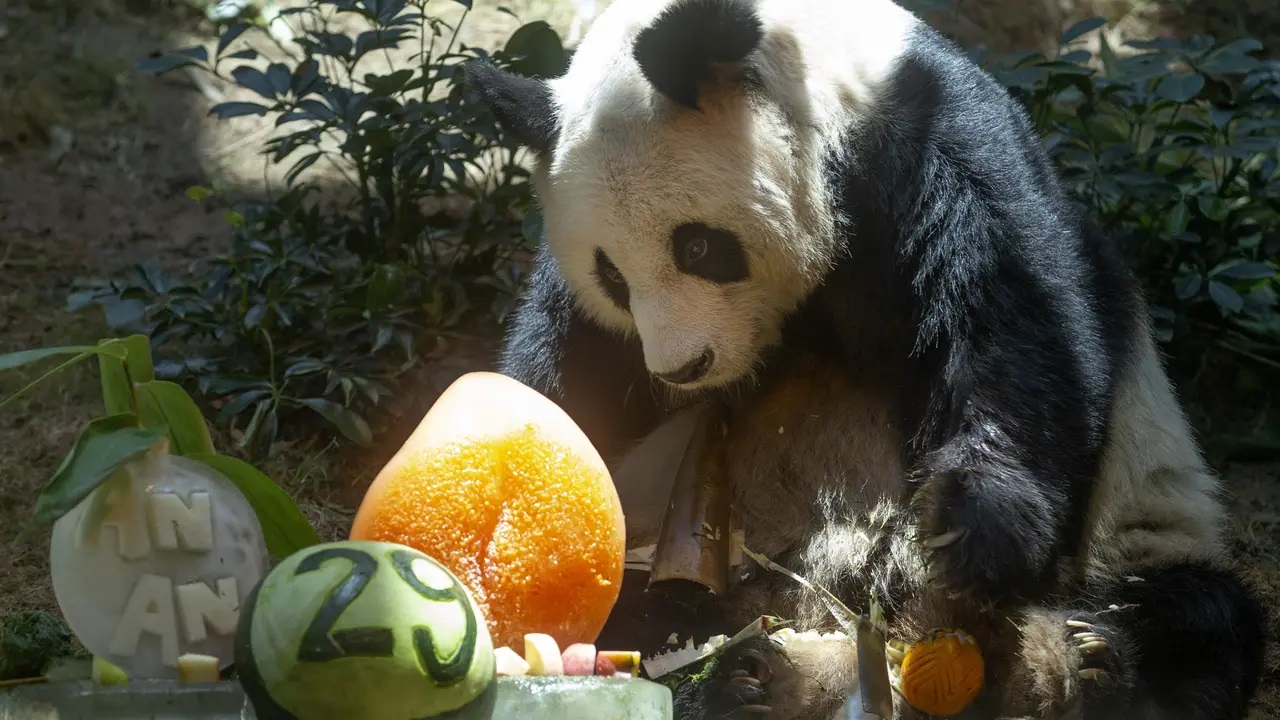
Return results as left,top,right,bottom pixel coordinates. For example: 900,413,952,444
910,336,1103,603
1002,561,1267,720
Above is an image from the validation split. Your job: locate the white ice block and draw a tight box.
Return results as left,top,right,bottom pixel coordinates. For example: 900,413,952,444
1,677,673,720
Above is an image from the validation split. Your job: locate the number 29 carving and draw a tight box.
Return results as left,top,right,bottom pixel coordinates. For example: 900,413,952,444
292,546,478,685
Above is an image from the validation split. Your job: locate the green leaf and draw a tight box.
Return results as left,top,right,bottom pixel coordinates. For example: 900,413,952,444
365,68,415,97
1212,261,1275,281
297,398,372,446
209,101,271,120
504,21,567,79
97,345,133,417
185,186,214,202
284,152,322,187
134,381,216,456
216,22,252,57
1174,272,1202,300
33,415,169,525
0,344,123,372
366,264,407,312
230,67,278,101
134,47,208,75
521,204,544,245
1208,280,1244,315
123,335,155,384
186,453,323,558
1,342,127,412
1165,200,1190,234
1155,73,1204,103
1097,31,1117,78
1060,17,1106,46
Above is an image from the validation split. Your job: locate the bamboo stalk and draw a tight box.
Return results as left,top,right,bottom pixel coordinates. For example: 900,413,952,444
648,403,733,595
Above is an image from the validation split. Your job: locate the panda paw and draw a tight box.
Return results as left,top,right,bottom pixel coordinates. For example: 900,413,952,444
1066,617,1122,687
673,638,790,719
919,467,1055,601
723,646,775,716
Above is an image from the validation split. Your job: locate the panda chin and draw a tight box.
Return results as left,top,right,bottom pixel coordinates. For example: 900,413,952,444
653,369,766,413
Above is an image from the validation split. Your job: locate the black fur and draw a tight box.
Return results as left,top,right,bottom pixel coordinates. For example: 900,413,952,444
498,243,665,465
462,61,559,155
594,248,631,313
631,0,764,109
1063,561,1268,720
483,8,1267,720
832,24,1142,602
672,223,750,284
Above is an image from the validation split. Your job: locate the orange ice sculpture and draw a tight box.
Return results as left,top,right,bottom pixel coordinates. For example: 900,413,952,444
350,372,627,651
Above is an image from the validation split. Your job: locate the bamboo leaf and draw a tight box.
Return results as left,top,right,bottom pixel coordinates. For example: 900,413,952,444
33,415,169,525
134,381,216,456
0,345,119,372
122,335,155,384
186,453,323,558
98,340,133,416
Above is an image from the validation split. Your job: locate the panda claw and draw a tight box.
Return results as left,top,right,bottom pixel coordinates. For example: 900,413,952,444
732,676,763,688
924,528,966,548
1077,667,1111,684
1076,640,1107,655
1072,632,1105,644
1065,620,1095,630
739,705,772,715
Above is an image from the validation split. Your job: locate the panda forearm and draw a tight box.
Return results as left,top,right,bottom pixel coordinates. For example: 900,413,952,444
914,305,1102,601
498,245,665,464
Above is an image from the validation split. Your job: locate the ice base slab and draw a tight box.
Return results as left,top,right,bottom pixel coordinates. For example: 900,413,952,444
1,676,673,720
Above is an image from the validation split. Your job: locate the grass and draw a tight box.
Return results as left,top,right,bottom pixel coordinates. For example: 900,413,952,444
0,0,1276,713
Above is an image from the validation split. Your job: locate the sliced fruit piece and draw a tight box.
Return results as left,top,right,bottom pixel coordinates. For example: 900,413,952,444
177,653,220,684
494,647,530,676
594,650,640,678
524,633,564,676
92,656,128,686
561,643,597,676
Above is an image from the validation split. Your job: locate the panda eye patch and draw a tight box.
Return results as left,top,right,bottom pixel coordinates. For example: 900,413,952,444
594,247,630,312
672,223,748,284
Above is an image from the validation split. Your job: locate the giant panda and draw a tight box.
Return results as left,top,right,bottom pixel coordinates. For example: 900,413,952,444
462,0,1268,718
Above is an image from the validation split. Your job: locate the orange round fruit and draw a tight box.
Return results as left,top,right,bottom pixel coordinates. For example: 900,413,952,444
349,372,626,651
899,628,985,717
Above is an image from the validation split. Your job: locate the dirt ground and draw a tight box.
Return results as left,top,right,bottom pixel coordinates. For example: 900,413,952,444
0,0,1276,715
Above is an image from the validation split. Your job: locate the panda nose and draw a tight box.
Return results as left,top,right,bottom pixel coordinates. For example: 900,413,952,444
656,349,714,385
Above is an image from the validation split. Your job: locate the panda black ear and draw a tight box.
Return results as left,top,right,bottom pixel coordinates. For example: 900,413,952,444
632,0,764,109
464,61,559,155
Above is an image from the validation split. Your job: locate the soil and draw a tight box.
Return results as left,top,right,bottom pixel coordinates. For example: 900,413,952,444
0,0,1276,716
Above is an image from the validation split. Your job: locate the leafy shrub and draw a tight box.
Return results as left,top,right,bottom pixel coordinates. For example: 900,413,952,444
978,21,1280,373
0,610,75,680
72,5,1279,458
71,0,566,459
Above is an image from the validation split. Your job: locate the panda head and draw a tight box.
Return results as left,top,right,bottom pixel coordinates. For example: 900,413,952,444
467,0,917,390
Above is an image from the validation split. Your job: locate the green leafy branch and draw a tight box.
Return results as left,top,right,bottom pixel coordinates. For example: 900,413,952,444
0,335,321,559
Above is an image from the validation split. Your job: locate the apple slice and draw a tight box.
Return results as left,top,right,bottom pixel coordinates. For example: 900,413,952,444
524,633,564,675
495,646,531,676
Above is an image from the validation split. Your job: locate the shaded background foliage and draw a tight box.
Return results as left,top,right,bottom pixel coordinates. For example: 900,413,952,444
72,0,1280,461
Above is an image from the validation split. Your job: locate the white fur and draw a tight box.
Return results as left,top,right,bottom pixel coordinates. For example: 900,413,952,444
1084,305,1228,579
529,0,918,389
